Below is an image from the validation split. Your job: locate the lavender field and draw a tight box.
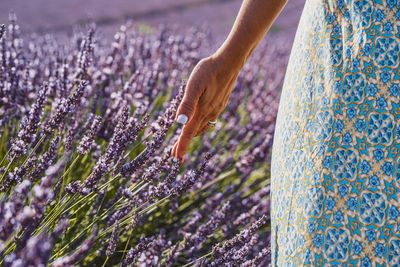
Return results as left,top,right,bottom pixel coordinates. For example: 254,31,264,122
0,3,296,266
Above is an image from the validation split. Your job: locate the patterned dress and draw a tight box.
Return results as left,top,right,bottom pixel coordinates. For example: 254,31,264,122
270,0,400,265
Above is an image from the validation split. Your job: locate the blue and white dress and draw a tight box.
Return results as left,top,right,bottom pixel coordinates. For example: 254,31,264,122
271,0,400,265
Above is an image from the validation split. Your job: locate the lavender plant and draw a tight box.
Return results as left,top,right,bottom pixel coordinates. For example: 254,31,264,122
0,12,290,267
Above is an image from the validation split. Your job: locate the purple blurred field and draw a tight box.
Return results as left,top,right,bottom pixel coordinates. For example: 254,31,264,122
0,0,305,53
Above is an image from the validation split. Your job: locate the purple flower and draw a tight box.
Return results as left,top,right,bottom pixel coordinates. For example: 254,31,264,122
1,155,36,191
9,83,48,160
0,24,5,39
18,83,48,143
241,247,271,267
211,214,268,264
29,136,60,181
170,153,212,198
3,233,53,267
106,221,119,257
45,80,88,134
77,115,102,155
122,236,154,266
77,28,94,75
84,106,129,189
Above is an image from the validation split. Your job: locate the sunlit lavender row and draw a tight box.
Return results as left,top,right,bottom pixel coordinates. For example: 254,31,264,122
0,12,289,267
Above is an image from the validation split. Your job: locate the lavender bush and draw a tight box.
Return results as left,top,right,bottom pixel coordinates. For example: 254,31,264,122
0,12,289,267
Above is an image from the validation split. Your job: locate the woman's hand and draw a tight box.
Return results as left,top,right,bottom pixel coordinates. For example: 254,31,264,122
170,0,289,164
172,54,241,164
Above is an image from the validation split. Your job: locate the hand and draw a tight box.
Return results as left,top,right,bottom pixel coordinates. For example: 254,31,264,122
172,54,241,164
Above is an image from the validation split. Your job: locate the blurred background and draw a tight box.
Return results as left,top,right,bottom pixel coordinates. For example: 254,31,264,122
0,0,306,54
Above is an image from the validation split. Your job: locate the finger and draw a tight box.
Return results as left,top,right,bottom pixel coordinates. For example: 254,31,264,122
172,142,178,158
193,105,220,136
175,77,205,125
194,119,213,137
175,106,202,160
171,143,185,165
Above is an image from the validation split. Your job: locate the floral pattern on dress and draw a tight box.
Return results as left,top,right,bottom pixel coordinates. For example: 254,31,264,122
270,0,400,265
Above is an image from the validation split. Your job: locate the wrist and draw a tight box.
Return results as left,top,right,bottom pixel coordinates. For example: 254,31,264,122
206,52,241,83
212,42,255,72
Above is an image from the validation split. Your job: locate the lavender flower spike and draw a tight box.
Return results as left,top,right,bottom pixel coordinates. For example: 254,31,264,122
0,24,5,40
84,106,129,189
211,214,268,264
9,83,48,161
29,136,60,181
171,152,212,198
45,80,88,134
106,221,120,257
77,115,102,155
122,236,154,267
18,83,49,143
241,247,271,267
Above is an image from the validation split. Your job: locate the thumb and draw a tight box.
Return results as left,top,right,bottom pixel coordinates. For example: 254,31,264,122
175,80,204,125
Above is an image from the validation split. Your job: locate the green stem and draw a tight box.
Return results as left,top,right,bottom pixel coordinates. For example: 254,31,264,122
0,149,10,167
120,228,133,264
33,194,78,236
39,132,151,234
181,251,213,267
172,169,237,214
95,185,108,217
36,172,121,236
58,154,81,202
0,154,15,184
102,256,110,267
0,226,24,261
99,194,171,239
114,181,148,210
39,175,142,244
23,134,47,166
51,186,127,260
1,134,48,186
122,133,151,160
50,219,99,260
193,169,236,195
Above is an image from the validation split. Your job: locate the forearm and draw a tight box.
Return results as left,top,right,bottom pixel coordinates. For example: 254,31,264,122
213,0,288,69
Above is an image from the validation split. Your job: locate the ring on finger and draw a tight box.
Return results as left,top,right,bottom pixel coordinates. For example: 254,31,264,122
207,119,217,127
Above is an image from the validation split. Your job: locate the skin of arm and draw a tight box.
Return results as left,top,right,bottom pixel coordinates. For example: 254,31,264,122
215,0,289,71
172,0,289,164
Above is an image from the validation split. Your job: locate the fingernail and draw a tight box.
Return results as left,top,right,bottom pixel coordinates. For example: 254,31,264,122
173,157,178,162
176,114,188,125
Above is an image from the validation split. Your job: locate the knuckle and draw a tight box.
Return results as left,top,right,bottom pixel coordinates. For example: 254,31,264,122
217,102,226,110
197,95,208,106
210,101,224,111
209,109,220,119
